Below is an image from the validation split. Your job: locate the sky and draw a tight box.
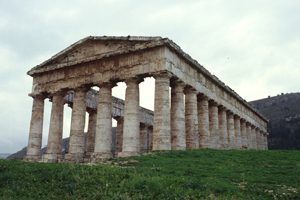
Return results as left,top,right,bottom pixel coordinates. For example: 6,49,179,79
0,0,299,154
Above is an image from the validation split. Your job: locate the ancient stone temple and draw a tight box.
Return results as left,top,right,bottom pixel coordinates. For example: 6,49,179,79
24,36,269,163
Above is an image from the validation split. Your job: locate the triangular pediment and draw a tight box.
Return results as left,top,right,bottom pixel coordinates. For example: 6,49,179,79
28,36,165,75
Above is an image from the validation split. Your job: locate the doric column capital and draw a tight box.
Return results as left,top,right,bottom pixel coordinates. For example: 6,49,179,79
97,81,117,89
197,93,209,101
86,108,97,115
218,105,227,111
184,85,198,95
240,118,246,123
152,71,173,79
125,77,144,85
170,78,186,89
209,100,219,107
246,122,252,126
234,115,240,120
74,86,91,93
114,116,124,123
29,93,48,100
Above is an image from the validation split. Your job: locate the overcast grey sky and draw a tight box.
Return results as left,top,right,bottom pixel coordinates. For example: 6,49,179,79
1,0,299,154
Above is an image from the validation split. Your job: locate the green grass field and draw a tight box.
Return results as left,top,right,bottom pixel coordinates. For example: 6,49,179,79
1,149,299,199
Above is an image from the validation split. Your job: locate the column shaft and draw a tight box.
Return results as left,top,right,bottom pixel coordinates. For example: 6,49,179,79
92,83,114,160
43,92,65,162
198,97,210,148
185,88,198,149
24,94,46,162
140,124,148,153
115,118,124,157
118,78,142,157
149,127,153,151
209,101,220,149
153,73,171,150
227,112,235,149
85,110,97,158
218,107,228,149
256,129,261,150
241,120,247,150
264,133,268,150
170,81,186,150
65,87,88,163
246,123,252,150
251,126,257,149
234,116,242,149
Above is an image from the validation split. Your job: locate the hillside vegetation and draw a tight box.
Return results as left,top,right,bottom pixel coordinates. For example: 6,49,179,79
1,149,299,199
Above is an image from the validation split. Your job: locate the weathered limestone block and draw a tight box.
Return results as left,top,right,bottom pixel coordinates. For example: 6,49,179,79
240,119,247,150
251,126,257,149
115,117,124,157
246,123,252,150
218,106,228,149
43,91,65,163
149,126,153,151
209,101,220,149
91,82,115,160
170,80,186,150
153,72,172,150
140,124,148,153
234,115,242,150
227,111,235,149
85,109,97,158
185,87,199,149
24,94,46,162
198,95,210,148
65,87,89,163
256,129,261,150
259,131,264,150
119,78,143,157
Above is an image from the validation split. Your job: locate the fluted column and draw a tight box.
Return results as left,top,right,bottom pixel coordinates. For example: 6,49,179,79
65,87,89,163
234,115,242,149
246,123,252,150
198,95,210,148
251,126,257,149
170,80,186,150
115,117,124,157
209,101,219,149
43,91,65,163
85,109,97,158
149,126,153,151
24,93,47,162
218,106,228,149
118,77,143,157
153,72,172,150
91,82,115,160
240,119,247,150
140,124,148,153
256,129,261,150
227,111,235,149
185,87,199,149
259,130,264,150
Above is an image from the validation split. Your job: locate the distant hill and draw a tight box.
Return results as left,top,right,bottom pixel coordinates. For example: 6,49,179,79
250,93,300,150
7,127,117,159
0,153,11,159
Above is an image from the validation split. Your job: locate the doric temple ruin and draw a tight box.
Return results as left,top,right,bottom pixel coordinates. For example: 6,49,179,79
24,36,268,163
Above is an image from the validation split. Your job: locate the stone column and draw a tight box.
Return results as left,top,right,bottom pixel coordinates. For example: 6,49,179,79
251,126,257,149
260,130,264,150
140,124,148,153
115,117,124,157
91,82,115,160
256,129,261,150
185,87,199,149
197,95,210,148
240,119,247,150
227,111,235,149
149,126,153,151
24,93,46,162
218,106,228,149
170,80,186,150
43,91,65,163
65,87,89,163
85,109,97,158
234,115,242,150
153,72,172,150
118,78,143,157
209,101,220,149
265,133,268,150
246,122,252,150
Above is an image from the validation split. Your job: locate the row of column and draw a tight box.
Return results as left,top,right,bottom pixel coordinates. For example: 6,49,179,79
25,72,268,163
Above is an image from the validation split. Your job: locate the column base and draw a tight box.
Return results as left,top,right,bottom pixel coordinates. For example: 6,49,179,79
41,154,64,163
91,152,113,161
85,152,93,158
23,155,41,162
117,151,140,158
64,153,84,163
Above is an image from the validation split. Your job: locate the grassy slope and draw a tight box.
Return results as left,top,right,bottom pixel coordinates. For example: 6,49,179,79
0,149,299,199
